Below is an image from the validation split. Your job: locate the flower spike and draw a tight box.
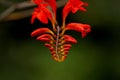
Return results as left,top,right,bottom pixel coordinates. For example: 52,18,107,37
30,0,91,62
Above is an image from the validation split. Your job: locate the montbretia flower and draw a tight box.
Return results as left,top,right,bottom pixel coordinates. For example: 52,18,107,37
32,0,56,15
62,0,88,26
31,0,57,24
62,23,91,38
31,0,91,62
31,4,53,24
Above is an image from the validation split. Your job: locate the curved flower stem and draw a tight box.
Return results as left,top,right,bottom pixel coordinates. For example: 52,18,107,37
55,24,60,61
60,28,66,37
61,17,66,30
52,23,56,31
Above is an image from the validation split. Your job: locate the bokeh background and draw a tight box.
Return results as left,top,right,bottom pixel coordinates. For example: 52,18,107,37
0,0,120,80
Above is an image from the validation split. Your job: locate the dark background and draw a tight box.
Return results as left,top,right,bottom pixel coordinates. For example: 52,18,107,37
0,0,120,80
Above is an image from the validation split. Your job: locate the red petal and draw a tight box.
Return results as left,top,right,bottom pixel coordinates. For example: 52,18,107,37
62,0,88,20
64,35,77,44
37,34,52,40
45,43,55,52
64,51,69,54
31,28,53,37
45,0,57,18
37,38,50,42
65,23,91,38
78,7,87,12
43,7,53,23
45,43,52,48
32,0,56,18
31,14,36,24
63,47,71,51
31,7,49,24
63,44,72,48
49,47,54,51
62,1,71,20
37,11,48,24
71,7,78,13
31,4,53,24
51,51,56,55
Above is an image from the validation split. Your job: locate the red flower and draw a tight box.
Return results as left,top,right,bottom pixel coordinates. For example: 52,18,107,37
44,0,57,19
31,0,57,23
32,0,56,15
64,23,91,38
62,0,88,21
31,4,53,24
30,0,91,62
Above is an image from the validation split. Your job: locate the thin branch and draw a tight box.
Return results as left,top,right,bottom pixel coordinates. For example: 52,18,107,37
0,1,35,21
0,6,15,21
0,0,13,6
0,0,68,22
2,9,34,21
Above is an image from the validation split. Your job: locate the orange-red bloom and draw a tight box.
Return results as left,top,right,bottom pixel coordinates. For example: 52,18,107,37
31,0,56,24
62,0,88,21
31,4,53,24
31,0,91,62
44,0,57,19
65,23,91,38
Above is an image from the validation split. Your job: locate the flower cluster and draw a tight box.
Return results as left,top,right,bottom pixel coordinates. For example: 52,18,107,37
31,0,91,62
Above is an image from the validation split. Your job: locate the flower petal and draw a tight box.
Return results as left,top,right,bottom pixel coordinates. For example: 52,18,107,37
45,43,55,52
43,7,53,22
45,43,52,48
37,11,48,24
65,23,91,37
64,35,77,44
37,34,52,39
63,44,72,48
31,28,54,37
62,0,88,21
45,0,57,18
31,14,37,24
38,38,50,42
37,34,53,42
62,1,71,20
31,4,53,24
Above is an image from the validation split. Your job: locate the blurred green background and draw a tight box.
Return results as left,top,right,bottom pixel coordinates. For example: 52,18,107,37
0,0,120,80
